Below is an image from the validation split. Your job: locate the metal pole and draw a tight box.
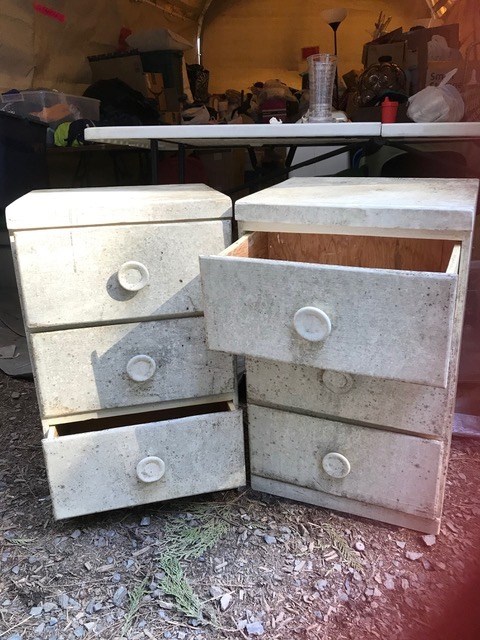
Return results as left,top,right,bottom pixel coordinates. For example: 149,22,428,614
332,25,339,109
150,139,158,185
178,144,186,184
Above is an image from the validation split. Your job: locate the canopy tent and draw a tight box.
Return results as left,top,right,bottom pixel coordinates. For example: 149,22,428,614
0,0,477,94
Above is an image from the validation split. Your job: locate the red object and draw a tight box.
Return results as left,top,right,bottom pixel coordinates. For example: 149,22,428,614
259,98,287,124
33,3,66,23
118,26,133,52
381,96,399,123
302,46,320,60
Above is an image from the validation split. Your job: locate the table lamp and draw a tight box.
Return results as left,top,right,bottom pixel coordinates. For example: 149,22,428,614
320,7,348,106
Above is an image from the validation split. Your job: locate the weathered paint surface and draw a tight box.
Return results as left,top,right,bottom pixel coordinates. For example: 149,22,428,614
45,410,245,519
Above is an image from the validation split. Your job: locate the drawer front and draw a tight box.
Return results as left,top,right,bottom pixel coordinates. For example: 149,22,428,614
31,317,234,418
200,256,457,387
249,405,444,518
246,358,450,438
14,220,230,328
44,409,245,519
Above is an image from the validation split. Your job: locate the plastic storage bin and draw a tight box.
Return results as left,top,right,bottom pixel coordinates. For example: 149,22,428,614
0,91,100,124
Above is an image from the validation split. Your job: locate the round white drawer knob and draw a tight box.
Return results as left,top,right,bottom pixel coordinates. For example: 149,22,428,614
117,261,150,291
126,355,156,382
322,370,353,394
293,307,332,342
136,456,165,483
322,452,351,479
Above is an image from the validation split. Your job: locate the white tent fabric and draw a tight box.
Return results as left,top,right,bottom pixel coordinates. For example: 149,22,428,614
0,0,475,94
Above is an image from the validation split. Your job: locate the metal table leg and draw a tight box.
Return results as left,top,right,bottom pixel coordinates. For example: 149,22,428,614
150,139,158,184
178,144,186,183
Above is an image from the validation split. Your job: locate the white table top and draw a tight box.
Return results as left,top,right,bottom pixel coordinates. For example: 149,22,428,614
381,122,480,138
84,122,381,148
84,121,480,148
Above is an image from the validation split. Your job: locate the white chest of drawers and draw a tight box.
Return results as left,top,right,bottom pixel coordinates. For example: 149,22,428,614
200,177,478,534
7,184,245,519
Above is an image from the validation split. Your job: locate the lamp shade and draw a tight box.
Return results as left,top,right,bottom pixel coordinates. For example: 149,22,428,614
320,7,348,25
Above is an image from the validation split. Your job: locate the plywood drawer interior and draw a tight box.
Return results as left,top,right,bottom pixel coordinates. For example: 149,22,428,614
224,231,459,273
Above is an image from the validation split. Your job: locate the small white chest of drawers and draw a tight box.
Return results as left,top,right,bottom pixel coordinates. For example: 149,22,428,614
200,177,479,534
7,184,245,519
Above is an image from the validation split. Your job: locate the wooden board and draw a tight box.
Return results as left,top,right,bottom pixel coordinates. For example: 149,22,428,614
266,233,456,273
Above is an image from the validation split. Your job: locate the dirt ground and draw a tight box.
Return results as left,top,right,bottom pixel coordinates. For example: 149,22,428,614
1,371,480,640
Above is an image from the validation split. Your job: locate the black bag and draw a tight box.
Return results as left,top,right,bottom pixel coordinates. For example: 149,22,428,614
84,78,160,125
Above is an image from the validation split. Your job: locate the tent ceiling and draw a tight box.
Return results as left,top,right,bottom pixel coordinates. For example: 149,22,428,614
136,0,433,23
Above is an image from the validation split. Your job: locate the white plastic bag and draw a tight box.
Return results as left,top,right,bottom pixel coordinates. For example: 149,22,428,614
407,69,465,122
181,105,211,125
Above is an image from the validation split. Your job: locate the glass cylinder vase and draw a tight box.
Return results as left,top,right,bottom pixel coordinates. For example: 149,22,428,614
308,53,337,122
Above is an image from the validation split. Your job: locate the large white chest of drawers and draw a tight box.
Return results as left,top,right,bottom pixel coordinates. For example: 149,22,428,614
200,177,478,534
7,184,245,519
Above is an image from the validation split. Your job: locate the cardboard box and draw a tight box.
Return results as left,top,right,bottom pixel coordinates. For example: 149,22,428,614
362,42,406,69
362,24,461,92
160,111,181,125
404,23,460,90
144,72,167,110
427,62,464,91
463,79,480,122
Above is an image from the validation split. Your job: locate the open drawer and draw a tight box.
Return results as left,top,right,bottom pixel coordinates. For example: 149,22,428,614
200,232,461,387
43,402,245,519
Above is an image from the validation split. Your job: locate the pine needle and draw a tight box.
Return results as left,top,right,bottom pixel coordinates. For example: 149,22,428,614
322,523,363,572
121,577,148,637
157,503,232,620
159,555,202,619
160,517,229,561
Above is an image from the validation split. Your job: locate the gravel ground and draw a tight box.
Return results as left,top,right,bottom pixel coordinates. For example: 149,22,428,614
1,371,480,640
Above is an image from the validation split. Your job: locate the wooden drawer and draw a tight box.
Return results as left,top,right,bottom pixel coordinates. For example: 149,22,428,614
246,358,450,438
43,404,245,519
13,220,230,329
200,232,460,387
249,405,444,519
31,317,234,418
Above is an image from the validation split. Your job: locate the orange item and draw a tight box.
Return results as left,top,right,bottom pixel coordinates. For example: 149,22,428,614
381,96,399,123
30,103,72,123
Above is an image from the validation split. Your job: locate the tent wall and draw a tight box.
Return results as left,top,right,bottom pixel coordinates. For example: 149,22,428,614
202,0,430,93
0,0,197,94
0,0,475,99
444,0,480,57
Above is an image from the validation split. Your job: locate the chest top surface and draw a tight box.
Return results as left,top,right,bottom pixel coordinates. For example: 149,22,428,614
6,184,232,230
235,178,479,234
